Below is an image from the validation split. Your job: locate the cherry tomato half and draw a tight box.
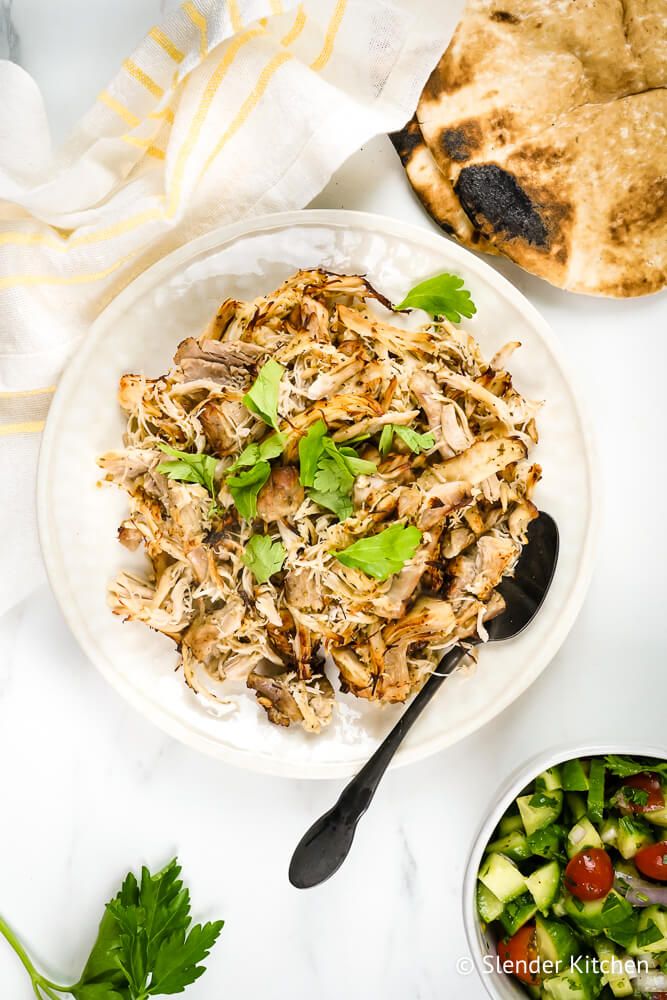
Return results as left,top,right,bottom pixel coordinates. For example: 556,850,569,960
618,773,665,813
498,923,541,986
564,848,614,901
635,841,667,881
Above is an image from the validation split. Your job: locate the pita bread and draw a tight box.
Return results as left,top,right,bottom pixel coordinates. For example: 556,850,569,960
392,0,667,297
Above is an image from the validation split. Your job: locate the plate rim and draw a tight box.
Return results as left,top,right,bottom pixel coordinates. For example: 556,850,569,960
37,208,601,779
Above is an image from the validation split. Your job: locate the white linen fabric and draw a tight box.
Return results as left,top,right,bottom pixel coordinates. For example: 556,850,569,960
0,0,460,612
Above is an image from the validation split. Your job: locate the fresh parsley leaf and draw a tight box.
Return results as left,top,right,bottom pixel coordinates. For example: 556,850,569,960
298,419,328,487
242,534,287,584
242,359,284,429
298,419,376,521
0,858,223,1000
147,921,223,995
308,489,353,521
73,906,127,997
378,424,435,457
618,815,651,836
394,272,477,323
333,523,422,580
226,432,286,474
226,462,271,520
528,792,558,810
619,785,650,807
605,755,667,779
378,425,393,457
337,446,377,476
526,825,566,861
637,919,664,948
157,445,219,502
313,452,353,495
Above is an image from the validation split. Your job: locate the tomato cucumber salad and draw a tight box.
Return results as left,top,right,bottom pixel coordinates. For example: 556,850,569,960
476,755,667,999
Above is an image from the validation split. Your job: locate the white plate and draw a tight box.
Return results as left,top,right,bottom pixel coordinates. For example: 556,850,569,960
38,210,598,779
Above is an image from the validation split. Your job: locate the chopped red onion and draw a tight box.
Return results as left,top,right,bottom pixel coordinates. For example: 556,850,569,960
615,868,667,907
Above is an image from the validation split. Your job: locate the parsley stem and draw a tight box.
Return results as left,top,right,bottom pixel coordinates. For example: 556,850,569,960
0,914,70,998
0,913,42,983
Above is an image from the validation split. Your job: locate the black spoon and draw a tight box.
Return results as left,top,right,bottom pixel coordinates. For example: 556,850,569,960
289,511,559,889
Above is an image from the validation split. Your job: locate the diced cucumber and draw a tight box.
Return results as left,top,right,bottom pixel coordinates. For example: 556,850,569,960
518,790,564,836
630,906,667,955
562,758,590,792
535,915,579,972
476,882,504,924
646,804,667,828
486,830,531,863
541,967,601,1000
563,890,634,933
478,853,527,903
600,818,618,847
567,793,587,822
536,767,563,793
567,817,603,858
528,824,566,860
552,896,567,918
587,759,606,825
616,816,653,859
499,811,525,836
499,892,537,937
526,861,561,915
593,939,633,998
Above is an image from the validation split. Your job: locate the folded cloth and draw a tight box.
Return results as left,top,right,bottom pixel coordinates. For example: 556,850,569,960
0,0,462,613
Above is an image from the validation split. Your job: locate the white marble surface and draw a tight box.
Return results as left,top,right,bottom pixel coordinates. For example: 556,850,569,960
1,3,666,998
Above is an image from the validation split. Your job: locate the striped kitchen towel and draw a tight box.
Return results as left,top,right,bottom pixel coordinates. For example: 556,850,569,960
0,0,461,612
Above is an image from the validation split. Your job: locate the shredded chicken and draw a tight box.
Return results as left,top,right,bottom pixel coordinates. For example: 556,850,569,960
100,268,542,735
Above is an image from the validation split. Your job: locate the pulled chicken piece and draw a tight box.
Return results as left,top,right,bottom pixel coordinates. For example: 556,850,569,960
247,670,334,733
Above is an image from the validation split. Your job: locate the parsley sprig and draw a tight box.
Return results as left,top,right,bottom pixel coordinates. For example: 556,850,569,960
394,272,476,323
378,424,435,457
0,858,223,1000
243,534,287,584
225,432,288,521
299,419,376,520
333,523,422,580
157,445,221,516
605,755,667,779
242,359,284,430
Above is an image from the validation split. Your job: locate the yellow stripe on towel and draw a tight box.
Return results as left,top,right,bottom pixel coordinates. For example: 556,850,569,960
0,386,55,399
199,50,293,180
123,59,165,98
149,26,186,63
0,421,45,436
228,0,243,32
182,2,209,56
310,0,347,71
167,26,264,215
281,5,306,46
99,91,141,128
122,136,167,159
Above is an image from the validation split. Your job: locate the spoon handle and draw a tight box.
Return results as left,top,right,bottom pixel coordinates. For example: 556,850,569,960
338,643,466,816
289,644,466,888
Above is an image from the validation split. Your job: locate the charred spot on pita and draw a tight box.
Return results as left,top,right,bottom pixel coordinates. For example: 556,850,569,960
440,120,482,162
455,164,549,248
390,117,424,166
490,10,519,23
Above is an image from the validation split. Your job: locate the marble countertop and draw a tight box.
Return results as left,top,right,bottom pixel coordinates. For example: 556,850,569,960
1,3,666,999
